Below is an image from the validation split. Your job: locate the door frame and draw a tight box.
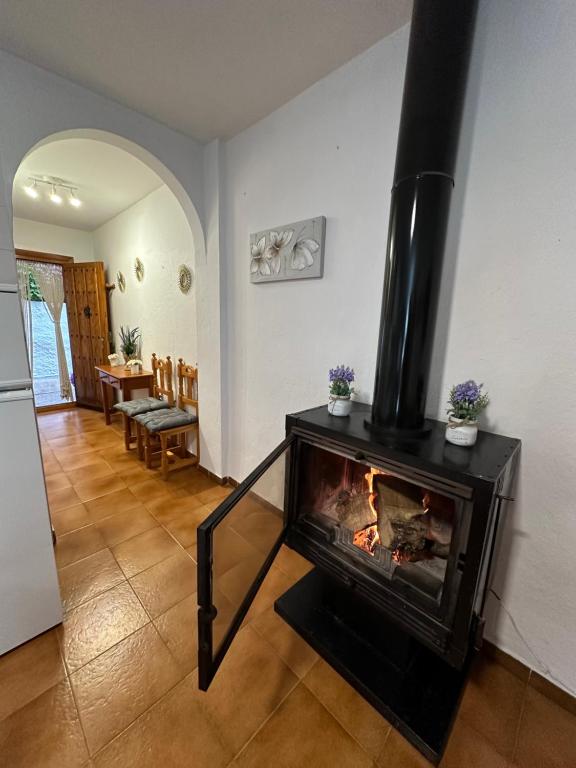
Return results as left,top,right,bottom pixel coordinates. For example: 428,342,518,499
15,249,76,413
15,249,74,266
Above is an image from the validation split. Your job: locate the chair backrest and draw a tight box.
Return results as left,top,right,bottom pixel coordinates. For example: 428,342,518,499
151,353,175,406
177,359,198,413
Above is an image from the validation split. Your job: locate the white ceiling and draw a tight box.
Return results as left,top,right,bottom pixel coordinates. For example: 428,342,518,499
0,0,412,141
13,139,163,230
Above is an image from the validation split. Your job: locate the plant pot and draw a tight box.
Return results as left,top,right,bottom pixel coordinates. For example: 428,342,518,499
445,417,478,447
123,353,139,371
328,395,352,417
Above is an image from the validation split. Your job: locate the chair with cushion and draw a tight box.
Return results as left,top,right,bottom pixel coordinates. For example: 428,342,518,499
113,353,174,450
134,359,199,479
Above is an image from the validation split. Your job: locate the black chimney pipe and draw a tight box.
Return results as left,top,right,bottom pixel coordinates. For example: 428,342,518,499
366,0,478,438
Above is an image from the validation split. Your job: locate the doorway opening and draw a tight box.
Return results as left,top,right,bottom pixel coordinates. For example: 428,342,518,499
16,252,76,409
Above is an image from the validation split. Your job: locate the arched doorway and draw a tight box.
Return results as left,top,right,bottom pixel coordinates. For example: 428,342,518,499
6,128,222,476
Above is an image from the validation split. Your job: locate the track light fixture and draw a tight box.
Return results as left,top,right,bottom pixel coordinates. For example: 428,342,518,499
22,176,83,208
24,180,39,199
49,185,62,205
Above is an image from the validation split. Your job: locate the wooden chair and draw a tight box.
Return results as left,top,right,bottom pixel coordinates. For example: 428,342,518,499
134,359,199,479
113,354,175,450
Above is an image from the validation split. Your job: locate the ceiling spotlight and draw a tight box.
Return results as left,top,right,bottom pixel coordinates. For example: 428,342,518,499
24,180,39,199
49,185,62,205
69,190,82,208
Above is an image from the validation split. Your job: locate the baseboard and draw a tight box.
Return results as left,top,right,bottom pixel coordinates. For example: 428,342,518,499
36,402,76,413
185,451,233,487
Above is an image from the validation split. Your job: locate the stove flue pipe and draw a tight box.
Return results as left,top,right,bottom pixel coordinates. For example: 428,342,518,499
367,0,478,438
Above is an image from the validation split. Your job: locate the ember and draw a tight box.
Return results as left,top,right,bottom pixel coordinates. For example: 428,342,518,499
353,524,380,555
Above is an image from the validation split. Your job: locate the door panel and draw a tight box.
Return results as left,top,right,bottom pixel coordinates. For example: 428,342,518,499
197,436,295,690
63,262,110,408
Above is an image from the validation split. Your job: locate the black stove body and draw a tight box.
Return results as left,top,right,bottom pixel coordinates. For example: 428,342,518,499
284,404,519,670
278,403,519,762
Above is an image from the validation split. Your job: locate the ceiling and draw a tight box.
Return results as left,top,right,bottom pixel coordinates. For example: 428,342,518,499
0,0,411,141
13,139,163,230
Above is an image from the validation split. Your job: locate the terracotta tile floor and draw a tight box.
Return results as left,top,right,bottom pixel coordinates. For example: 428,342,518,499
1,408,574,766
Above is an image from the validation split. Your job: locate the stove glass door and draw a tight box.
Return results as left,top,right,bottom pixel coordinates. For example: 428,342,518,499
197,435,294,689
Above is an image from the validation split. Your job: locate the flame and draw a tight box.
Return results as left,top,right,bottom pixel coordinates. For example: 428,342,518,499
348,468,388,556
364,467,384,519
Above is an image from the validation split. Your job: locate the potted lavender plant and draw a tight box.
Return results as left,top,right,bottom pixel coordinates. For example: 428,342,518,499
445,380,489,447
328,365,355,417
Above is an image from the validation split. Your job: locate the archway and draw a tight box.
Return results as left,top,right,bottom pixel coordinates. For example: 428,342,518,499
10,129,220,473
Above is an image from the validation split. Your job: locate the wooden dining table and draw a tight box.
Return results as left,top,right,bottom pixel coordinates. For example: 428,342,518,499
95,364,155,425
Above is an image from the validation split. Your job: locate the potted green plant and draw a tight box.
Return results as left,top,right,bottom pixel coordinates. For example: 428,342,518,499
445,380,489,447
328,364,355,417
118,326,141,366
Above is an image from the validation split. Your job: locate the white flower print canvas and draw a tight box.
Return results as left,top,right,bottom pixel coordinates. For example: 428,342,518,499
249,216,325,283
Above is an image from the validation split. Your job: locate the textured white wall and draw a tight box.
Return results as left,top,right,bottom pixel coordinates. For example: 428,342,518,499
12,217,94,261
222,1,576,694
92,185,197,374
222,26,405,477
435,0,576,696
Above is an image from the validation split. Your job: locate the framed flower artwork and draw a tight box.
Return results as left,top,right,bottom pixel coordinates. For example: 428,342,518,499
249,216,325,283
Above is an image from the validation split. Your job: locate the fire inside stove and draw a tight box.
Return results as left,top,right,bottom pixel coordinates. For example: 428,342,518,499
349,468,454,565
300,445,456,597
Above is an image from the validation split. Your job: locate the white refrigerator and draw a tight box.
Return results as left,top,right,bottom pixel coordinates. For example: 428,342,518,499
0,279,62,656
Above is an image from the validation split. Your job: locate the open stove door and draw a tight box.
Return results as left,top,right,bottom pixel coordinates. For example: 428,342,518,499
197,435,295,690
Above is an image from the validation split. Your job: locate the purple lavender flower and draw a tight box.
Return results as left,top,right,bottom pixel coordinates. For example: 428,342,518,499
329,365,355,384
447,380,489,421
453,380,481,404
329,365,355,398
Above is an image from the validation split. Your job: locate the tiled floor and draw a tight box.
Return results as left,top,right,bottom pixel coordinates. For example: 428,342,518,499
0,407,574,766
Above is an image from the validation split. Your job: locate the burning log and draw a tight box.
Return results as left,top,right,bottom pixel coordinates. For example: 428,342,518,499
373,475,428,554
326,488,376,531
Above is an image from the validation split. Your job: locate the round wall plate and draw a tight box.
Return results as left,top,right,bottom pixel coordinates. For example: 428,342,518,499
117,271,126,292
134,258,145,282
178,264,193,294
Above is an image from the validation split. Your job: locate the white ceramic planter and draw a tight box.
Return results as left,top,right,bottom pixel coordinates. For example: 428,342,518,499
445,417,478,447
328,395,352,417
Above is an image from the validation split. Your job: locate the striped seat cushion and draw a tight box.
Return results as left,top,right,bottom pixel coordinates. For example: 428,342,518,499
133,407,198,433
113,397,171,417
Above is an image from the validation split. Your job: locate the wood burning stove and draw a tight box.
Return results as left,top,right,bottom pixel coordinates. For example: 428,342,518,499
197,0,521,762
197,405,519,762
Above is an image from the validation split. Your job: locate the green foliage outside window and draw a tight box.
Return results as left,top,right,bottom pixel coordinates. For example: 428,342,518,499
29,272,42,301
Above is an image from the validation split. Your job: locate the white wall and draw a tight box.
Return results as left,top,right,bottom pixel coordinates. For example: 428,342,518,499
0,50,224,476
436,0,576,697
222,25,405,475
93,185,197,373
13,217,93,261
221,0,576,694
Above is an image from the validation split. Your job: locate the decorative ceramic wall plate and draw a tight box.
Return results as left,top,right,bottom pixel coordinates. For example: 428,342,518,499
117,271,126,293
178,264,193,294
134,258,145,282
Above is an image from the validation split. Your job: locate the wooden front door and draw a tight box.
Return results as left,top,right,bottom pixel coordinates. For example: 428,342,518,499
63,262,110,408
